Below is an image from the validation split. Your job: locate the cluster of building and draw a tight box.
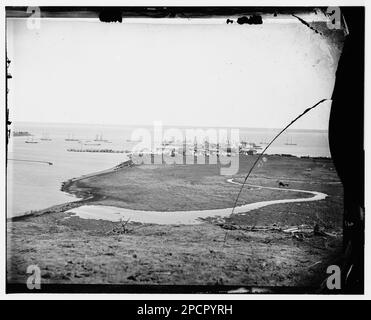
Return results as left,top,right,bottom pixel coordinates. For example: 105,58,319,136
128,140,263,158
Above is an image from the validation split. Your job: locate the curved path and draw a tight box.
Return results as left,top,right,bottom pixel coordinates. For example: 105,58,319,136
67,179,328,225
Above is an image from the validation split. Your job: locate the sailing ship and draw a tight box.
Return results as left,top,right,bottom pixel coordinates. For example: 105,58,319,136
285,136,297,146
40,132,52,141
65,134,79,141
94,134,111,143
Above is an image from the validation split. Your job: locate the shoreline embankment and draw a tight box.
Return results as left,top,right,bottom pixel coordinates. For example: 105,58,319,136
8,159,134,222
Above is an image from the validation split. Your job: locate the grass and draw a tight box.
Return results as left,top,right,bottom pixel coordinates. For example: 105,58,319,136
66,155,338,212
7,215,343,287
7,154,344,289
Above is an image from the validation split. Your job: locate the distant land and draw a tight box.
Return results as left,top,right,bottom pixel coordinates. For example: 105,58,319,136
11,121,329,133
12,131,31,137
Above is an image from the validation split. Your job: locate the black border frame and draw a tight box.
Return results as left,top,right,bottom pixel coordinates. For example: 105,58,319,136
4,6,365,295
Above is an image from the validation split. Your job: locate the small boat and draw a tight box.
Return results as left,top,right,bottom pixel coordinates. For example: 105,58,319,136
126,138,143,143
161,138,175,146
240,141,262,150
25,136,38,144
251,142,263,149
84,143,101,146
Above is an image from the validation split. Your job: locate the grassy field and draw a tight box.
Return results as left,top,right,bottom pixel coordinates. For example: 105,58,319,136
7,214,342,288
7,155,344,290
66,155,338,212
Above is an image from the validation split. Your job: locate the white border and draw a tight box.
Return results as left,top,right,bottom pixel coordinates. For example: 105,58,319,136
0,0,369,300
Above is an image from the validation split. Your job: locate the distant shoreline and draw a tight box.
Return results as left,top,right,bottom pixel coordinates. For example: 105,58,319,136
11,121,329,133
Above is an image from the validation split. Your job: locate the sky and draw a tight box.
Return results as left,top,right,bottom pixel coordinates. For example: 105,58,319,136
7,16,341,130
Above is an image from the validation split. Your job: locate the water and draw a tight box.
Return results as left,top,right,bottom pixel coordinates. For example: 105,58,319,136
238,128,330,158
7,122,131,217
7,122,331,218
